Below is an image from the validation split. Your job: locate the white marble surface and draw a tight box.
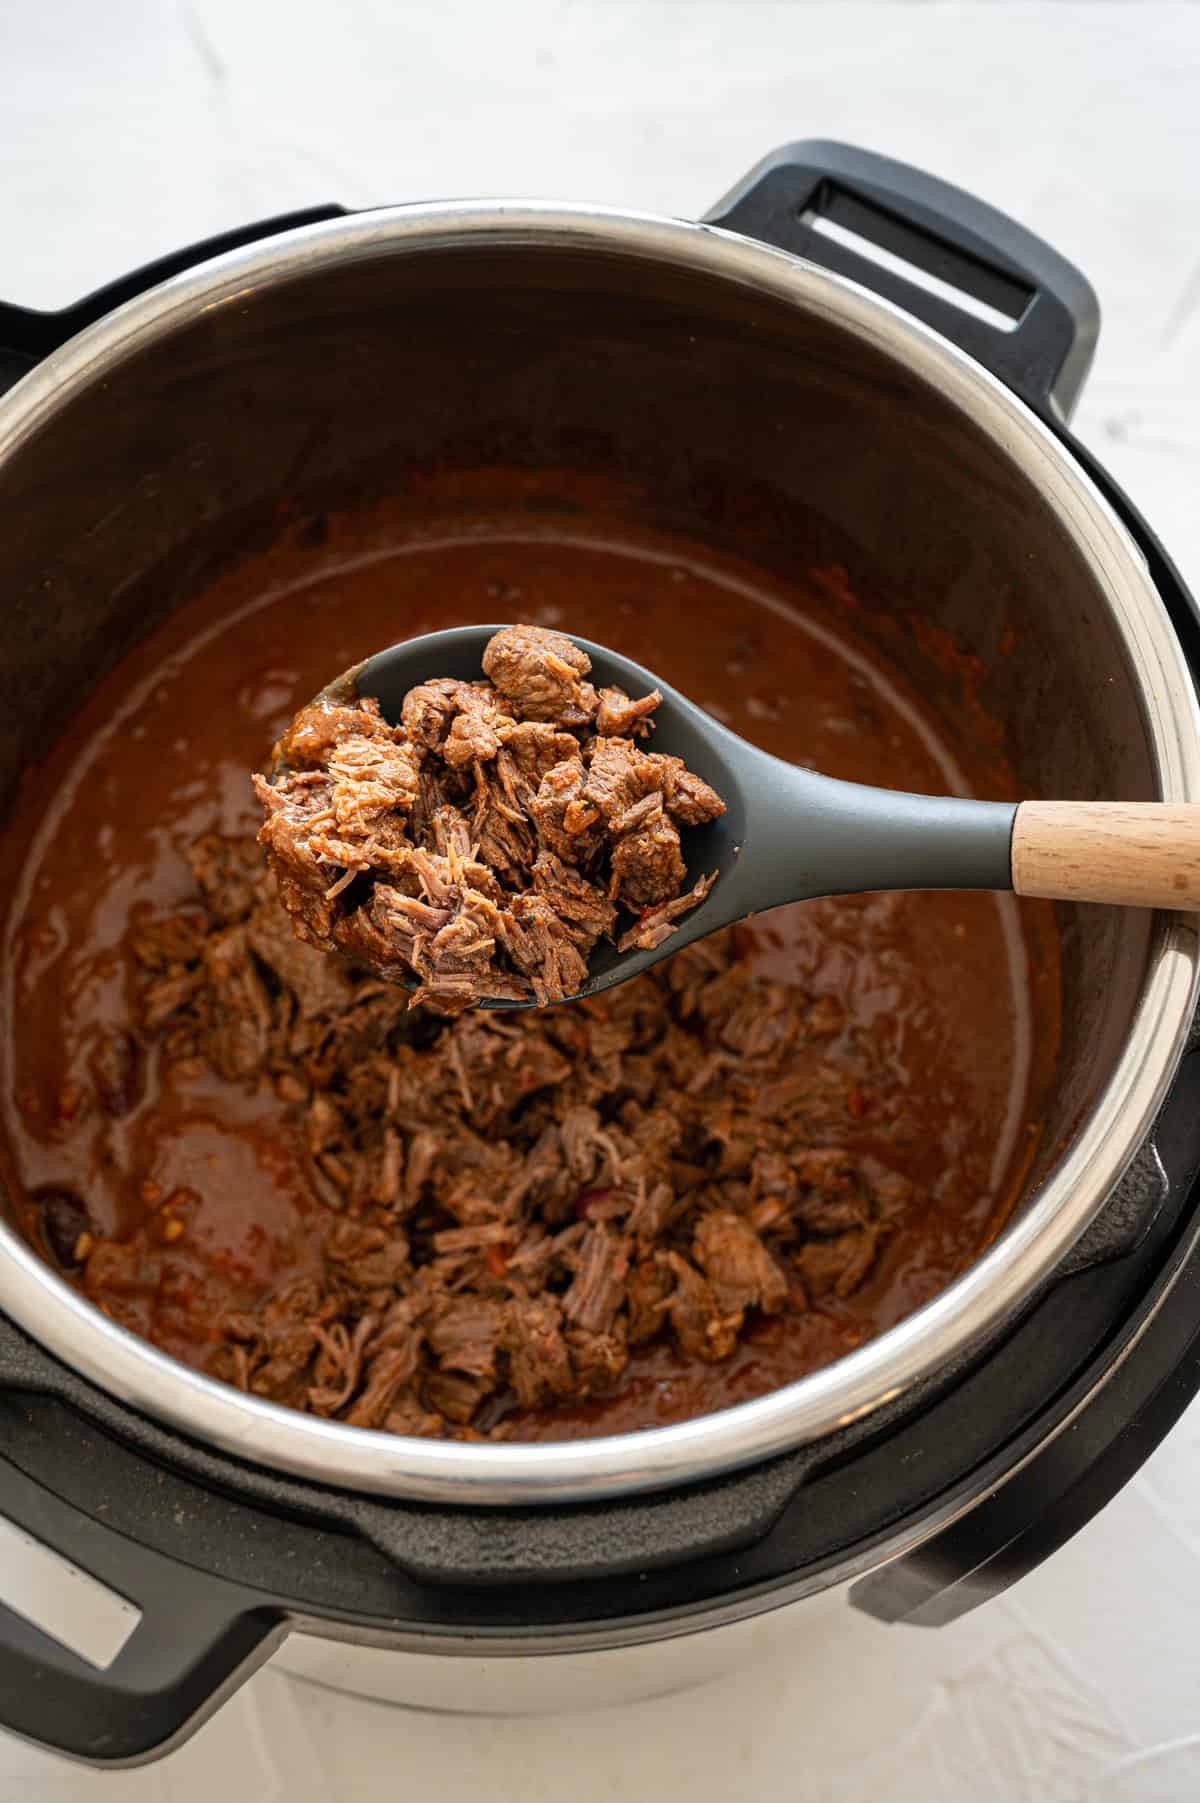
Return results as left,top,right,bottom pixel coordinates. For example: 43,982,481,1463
3,2,1200,1796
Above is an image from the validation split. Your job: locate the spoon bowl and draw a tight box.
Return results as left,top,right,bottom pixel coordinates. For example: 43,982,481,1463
300,624,1019,1008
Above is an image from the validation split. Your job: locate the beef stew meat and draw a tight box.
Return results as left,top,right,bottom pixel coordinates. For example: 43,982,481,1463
97,845,910,1436
0,508,1061,1443
254,626,724,1012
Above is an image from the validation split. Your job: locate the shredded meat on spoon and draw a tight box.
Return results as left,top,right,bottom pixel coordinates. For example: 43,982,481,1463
252,626,725,1011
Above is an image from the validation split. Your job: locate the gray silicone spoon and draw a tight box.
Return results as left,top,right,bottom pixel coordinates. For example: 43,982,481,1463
303,624,1200,1009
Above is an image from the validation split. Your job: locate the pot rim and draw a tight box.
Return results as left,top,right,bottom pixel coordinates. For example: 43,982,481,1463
1,200,1197,1505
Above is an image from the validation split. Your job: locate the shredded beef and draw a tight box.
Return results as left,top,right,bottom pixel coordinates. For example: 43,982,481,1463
693,1210,789,1321
74,843,916,1442
252,627,725,1009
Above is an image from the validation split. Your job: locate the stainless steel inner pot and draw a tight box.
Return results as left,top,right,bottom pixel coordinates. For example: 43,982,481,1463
1,203,1197,1505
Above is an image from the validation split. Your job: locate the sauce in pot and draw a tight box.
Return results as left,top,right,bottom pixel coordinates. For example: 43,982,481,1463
0,504,1060,1439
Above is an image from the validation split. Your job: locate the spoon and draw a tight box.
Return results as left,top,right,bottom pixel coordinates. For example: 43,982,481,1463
293,624,1200,1009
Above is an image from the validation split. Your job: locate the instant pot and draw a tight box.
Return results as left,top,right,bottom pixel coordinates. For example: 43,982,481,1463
3,141,1200,1767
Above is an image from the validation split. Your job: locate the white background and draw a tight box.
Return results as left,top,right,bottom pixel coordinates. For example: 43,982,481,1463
2,2,1200,1797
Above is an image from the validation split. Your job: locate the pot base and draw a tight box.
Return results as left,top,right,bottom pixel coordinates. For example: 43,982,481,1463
272,1589,849,1714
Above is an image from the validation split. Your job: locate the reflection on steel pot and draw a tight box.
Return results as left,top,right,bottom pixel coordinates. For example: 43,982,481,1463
1,142,1200,1766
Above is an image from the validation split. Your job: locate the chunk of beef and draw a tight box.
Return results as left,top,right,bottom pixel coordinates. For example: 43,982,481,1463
567,1324,628,1395
470,765,537,887
663,1253,739,1362
530,759,602,862
625,1178,676,1241
596,685,661,738
562,1226,630,1335
503,1295,574,1407
327,733,421,832
383,1394,447,1437
203,925,274,1079
132,915,208,1033
583,736,660,825
246,902,357,1020
252,775,338,944
324,1217,411,1291
558,1104,620,1185
625,1257,671,1342
616,872,717,952
442,685,511,768
530,853,615,949
482,624,593,721
498,721,582,784
794,1227,881,1299
370,878,499,996
186,833,262,925
401,678,465,750
424,1370,492,1425
222,1277,327,1398
693,1211,788,1318
716,987,803,1063
427,1296,504,1379
345,1338,425,1426
502,894,590,1005
308,1314,380,1413
649,756,726,827
275,696,391,770
609,812,686,909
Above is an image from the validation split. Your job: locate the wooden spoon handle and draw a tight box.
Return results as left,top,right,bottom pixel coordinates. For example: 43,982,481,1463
1012,802,1200,909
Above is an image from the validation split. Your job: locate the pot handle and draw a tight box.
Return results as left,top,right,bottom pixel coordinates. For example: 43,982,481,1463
705,140,1099,420
0,1442,283,1764
0,203,347,399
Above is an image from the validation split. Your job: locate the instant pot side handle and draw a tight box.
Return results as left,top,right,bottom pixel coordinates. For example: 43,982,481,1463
0,204,348,399
0,1433,284,1764
704,140,1099,422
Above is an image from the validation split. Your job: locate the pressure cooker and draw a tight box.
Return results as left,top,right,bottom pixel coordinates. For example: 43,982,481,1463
2,141,1200,1766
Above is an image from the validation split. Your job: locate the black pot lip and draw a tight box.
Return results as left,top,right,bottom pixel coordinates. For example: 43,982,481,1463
0,201,1197,1508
